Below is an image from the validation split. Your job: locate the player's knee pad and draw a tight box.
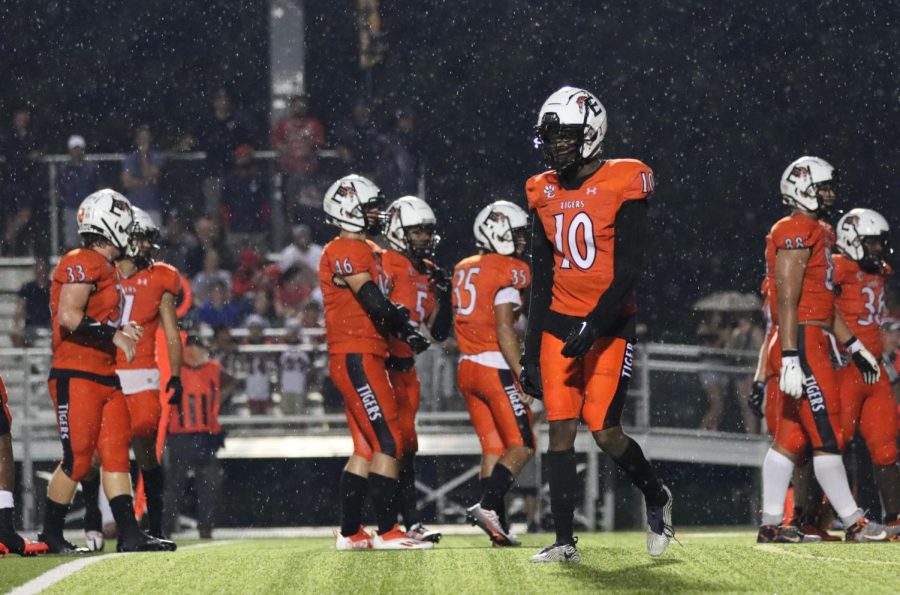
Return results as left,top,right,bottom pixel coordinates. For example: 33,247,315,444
869,441,899,467
64,452,94,482
129,407,161,439
775,431,808,457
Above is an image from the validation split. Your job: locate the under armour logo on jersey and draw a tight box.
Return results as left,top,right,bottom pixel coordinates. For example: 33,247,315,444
544,185,556,198
586,187,597,195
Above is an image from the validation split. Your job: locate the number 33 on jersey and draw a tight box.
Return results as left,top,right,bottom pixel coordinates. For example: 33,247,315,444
525,158,654,317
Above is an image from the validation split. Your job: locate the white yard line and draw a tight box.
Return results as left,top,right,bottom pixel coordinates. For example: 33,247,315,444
9,541,234,595
755,543,900,566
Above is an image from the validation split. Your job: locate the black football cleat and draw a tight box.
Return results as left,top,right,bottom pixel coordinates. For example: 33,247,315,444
116,530,177,552
37,532,90,554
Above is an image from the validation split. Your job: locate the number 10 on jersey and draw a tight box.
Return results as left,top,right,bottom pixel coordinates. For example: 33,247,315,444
552,212,597,270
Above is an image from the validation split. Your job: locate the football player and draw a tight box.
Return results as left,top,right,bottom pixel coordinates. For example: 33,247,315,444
455,200,535,547
520,87,673,563
39,189,175,553
80,207,185,550
320,175,433,550
833,208,900,534
758,157,887,543
382,196,452,543
0,374,49,556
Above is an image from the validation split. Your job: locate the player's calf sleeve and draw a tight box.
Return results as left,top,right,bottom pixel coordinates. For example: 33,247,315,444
42,499,70,538
398,462,420,529
872,463,900,521
761,448,794,526
142,466,165,536
547,449,577,545
812,454,861,524
339,470,368,537
368,473,400,535
480,464,514,514
109,495,141,540
608,438,667,506
81,475,102,532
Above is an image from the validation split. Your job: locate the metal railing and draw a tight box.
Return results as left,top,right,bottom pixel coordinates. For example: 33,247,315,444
4,341,768,530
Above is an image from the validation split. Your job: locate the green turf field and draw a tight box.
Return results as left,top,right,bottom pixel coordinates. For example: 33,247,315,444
3,532,900,594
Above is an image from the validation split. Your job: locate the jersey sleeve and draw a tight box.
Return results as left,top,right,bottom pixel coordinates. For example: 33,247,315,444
525,174,546,210
832,256,852,290
53,251,105,285
771,218,817,251
499,258,530,290
156,263,182,296
331,241,376,277
621,161,655,201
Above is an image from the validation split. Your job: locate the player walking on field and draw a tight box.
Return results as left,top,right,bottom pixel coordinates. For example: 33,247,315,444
520,87,673,563
320,175,433,550
832,208,900,536
39,189,175,553
381,196,452,543
80,207,185,549
454,200,536,547
758,157,887,543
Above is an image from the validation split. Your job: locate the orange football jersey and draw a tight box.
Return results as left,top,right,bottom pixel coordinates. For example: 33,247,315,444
834,255,890,357
765,214,835,324
525,159,653,317
116,262,182,370
319,236,389,356
50,248,124,375
382,250,436,358
453,252,530,355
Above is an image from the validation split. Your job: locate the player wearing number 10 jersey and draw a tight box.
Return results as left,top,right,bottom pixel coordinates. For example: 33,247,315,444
833,208,900,533
454,200,535,547
521,87,672,564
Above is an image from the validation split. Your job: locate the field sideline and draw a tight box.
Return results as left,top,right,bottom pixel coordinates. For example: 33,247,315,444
2,530,900,594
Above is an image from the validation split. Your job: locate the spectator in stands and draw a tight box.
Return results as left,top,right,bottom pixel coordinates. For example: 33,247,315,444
121,125,165,224
696,311,731,431
179,89,250,213
334,98,379,173
0,107,45,256
11,257,51,347
243,314,274,415
231,247,267,304
277,224,322,274
275,265,315,320
192,249,232,305
271,95,326,241
248,288,278,327
209,325,239,383
56,135,101,250
197,280,242,329
727,311,766,433
186,216,234,275
163,334,232,539
221,145,270,244
157,211,199,275
279,317,311,416
374,106,421,198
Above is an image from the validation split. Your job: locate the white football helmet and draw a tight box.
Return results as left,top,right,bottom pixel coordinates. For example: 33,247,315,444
77,189,134,252
384,196,440,258
126,206,161,263
323,174,385,233
780,156,835,213
474,200,528,256
836,208,890,270
534,86,607,171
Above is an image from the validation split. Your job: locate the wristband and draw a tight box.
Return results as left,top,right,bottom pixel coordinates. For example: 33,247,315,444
74,316,117,341
782,349,799,358
844,337,863,354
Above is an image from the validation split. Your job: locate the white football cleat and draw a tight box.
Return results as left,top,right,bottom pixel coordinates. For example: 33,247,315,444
466,503,517,546
406,522,442,543
335,526,372,550
372,525,433,549
646,484,675,557
530,540,580,563
84,530,105,552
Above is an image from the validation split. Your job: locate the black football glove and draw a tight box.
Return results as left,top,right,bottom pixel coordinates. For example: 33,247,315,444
399,323,430,354
519,357,543,400
429,267,452,296
561,318,600,359
747,380,765,418
166,376,183,405
393,303,411,323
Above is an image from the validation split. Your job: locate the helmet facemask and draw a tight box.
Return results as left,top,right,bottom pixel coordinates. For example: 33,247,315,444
404,224,440,260
535,113,590,174
859,235,890,274
361,193,386,235
128,226,160,269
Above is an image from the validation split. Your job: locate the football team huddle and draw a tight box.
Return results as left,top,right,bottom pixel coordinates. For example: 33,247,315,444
0,84,895,563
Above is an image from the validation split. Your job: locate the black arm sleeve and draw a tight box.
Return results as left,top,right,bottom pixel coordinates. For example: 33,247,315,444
355,281,408,334
428,290,452,342
73,315,118,341
585,200,647,336
523,213,555,361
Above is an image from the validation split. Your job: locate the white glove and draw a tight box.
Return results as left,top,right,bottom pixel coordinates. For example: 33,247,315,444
779,351,804,399
846,338,880,385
